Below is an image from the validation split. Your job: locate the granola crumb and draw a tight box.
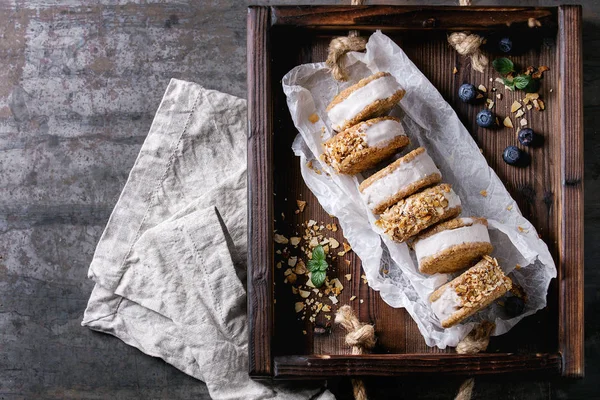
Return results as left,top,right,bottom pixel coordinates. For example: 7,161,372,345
507,205,513,211
344,274,352,281
511,101,522,113
297,200,306,212
480,190,488,197
478,84,487,93
350,295,357,301
359,299,364,304
453,66,458,74
308,113,319,123
503,117,514,128
274,234,289,244
515,264,522,270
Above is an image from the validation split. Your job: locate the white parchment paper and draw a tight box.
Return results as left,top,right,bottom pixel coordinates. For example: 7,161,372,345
282,31,557,348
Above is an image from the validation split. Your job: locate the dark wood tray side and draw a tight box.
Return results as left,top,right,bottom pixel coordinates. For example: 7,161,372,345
557,5,584,378
248,6,273,378
247,5,583,379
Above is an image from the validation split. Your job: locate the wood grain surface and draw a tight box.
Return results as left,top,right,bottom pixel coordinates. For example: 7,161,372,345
247,6,274,378
557,5,585,378
249,5,584,379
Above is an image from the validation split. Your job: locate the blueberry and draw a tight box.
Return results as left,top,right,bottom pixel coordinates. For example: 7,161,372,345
518,128,536,146
458,83,478,103
476,109,495,128
504,296,525,317
502,145,524,165
499,37,513,53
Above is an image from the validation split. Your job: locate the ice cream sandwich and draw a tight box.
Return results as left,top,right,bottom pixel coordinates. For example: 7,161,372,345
375,183,462,242
413,217,493,275
359,147,442,214
321,116,409,174
429,256,512,328
326,72,405,132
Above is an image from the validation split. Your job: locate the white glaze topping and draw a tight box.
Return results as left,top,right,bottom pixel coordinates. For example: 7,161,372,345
328,75,403,131
431,286,462,323
414,223,490,261
361,149,440,211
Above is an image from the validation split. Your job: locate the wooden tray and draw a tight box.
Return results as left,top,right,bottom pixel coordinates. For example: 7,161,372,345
247,5,583,379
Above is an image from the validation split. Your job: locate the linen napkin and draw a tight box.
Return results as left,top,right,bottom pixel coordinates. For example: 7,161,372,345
82,79,334,400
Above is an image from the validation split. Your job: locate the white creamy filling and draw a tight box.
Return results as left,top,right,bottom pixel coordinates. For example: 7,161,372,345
431,286,462,323
444,189,461,209
328,75,402,131
414,223,490,261
361,119,405,148
361,150,440,210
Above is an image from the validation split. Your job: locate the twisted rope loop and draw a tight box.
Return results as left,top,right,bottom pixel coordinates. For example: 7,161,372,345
325,0,367,81
454,321,495,400
335,305,376,400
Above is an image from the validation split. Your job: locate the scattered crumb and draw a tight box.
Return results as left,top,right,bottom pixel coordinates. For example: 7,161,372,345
290,237,301,246
299,289,311,298
503,117,514,128
350,295,357,301
274,234,289,244
480,190,488,197
302,330,307,335
520,118,528,127
308,113,319,123
515,264,522,270
528,17,542,28
331,224,338,232
515,109,525,118
486,99,494,109
361,274,368,284
329,296,339,305
511,101,522,113
344,260,351,266
343,243,352,252
476,93,484,99
507,205,513,211
307,220,317,227
344,274,352,281
496,93,502,100
478,84,487,93
453,66,458,74
296,200,306,212
329,238,340,249
276,261,282,269
526,104,533,110
295,302,304,313
360,299,364,304
287,256,297,267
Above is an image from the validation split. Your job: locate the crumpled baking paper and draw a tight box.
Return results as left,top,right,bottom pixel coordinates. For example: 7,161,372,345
282,31,556,348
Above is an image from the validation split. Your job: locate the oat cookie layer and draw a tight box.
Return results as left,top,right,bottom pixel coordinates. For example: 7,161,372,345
375,183,462,242
359,147,442,214
429,256,512,328
414,217,493,275
326,72,406,132
321,117,409,174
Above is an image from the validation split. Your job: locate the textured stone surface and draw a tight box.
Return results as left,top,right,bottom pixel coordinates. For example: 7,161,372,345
0,0,598,399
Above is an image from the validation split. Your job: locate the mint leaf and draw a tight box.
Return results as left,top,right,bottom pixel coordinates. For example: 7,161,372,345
492,57,514,75
307,245,328,273
502,77,515,91
311,270,326,288
513,75,532,90
312,245,326,262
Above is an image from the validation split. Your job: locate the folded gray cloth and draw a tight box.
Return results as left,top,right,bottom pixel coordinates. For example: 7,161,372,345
82,79,333,400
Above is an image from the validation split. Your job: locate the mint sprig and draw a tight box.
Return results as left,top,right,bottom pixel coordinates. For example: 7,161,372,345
307,245,328,288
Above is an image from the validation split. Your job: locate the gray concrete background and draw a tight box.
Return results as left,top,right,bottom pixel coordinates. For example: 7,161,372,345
0,0,598,399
